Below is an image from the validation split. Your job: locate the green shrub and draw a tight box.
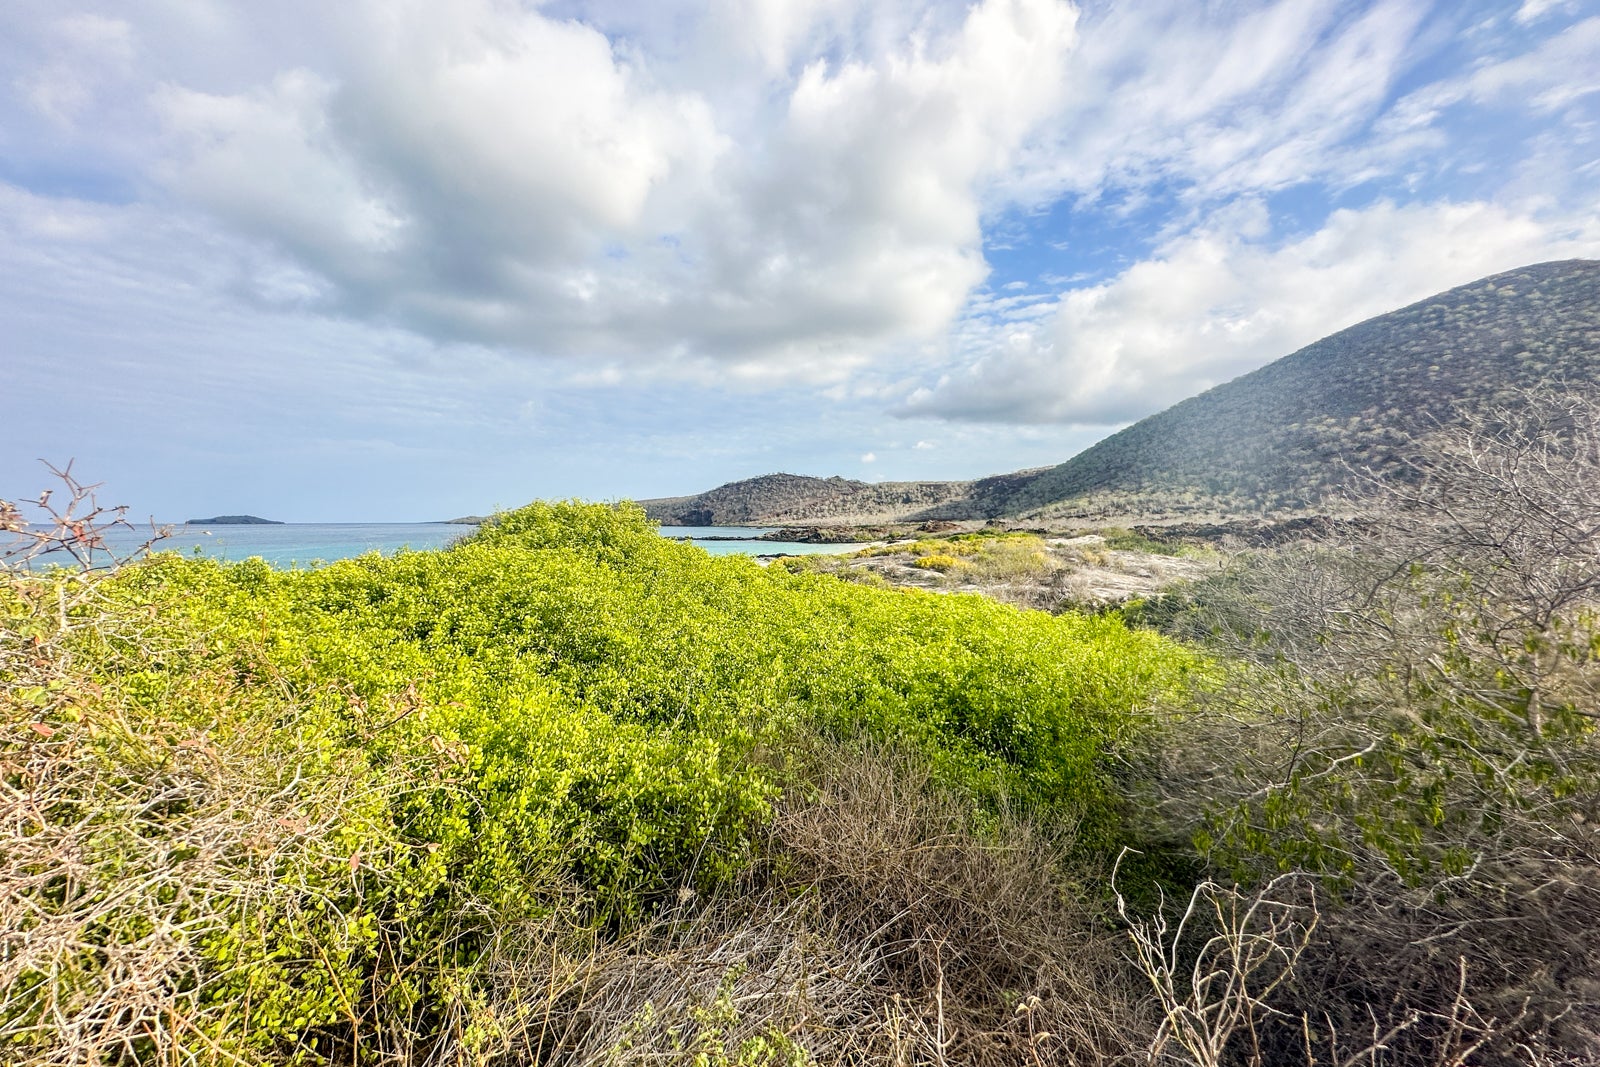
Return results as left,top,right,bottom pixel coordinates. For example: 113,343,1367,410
969,536,1056,581
911,552,970,573
1099,528,1183,555
5,500,1200,1061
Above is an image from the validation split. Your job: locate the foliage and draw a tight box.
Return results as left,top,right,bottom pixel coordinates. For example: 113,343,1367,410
1136,389,1600,1062
1097,528,1184,556
640,472,973,527
851,533,1063,588
2,497,1195,1063
966,535,1057,582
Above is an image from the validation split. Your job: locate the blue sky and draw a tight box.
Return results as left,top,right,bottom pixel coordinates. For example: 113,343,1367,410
3,0,1598,521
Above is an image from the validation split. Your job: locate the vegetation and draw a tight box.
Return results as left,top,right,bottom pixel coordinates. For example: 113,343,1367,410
640,473,971,527
2,490,1192,1065
781,530,1217,617
848,531,1061,581
6,385,1600,1065
1129,390,1600,1062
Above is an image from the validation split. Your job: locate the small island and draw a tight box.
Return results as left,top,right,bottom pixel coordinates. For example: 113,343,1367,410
187,515,284,525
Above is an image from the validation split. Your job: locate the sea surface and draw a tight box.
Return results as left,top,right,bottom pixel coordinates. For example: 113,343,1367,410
14,522,860,569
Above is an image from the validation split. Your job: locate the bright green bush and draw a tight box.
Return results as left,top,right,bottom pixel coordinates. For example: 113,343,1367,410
8,500,1199,1061
911,552,970,572
968,536,1056,581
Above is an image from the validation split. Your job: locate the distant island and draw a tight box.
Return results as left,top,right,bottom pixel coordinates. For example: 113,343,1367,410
187,515,284,525
445,516,486,525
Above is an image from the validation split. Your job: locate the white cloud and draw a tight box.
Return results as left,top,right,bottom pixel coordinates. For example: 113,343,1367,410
1000,0,1431,207
1385,16,1600,130
708,0,862,76
139,0,1078,383
905,198,1600,424
156,71,407,277
860,452,877,463
1515,0,1580,26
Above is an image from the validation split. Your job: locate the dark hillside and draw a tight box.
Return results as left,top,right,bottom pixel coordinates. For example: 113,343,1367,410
641,473,974,525
1008,259,1600,518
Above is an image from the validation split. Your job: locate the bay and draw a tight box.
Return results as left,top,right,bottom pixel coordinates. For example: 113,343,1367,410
14,521,859,568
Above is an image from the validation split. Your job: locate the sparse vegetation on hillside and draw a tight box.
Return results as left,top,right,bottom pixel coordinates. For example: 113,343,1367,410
640,473,972,526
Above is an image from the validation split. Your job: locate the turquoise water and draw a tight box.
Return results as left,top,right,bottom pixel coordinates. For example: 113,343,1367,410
13,522,857,568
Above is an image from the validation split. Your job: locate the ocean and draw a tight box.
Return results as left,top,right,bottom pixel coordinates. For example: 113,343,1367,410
13,522,860,569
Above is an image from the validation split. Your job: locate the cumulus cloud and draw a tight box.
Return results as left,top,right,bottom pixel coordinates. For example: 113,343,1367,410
904,199,1600,424
156,72,407,279
137,0,1078,381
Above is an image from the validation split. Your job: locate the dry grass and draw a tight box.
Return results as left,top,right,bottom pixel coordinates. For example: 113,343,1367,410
409,744,1158,1067
757,745,1153,1067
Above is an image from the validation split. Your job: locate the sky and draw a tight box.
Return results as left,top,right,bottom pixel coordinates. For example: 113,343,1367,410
3,0,1598,521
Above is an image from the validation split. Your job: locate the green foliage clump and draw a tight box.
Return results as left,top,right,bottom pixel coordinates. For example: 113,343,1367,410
1098,528,1183,556
5,500,1198,1063
911,552,970,573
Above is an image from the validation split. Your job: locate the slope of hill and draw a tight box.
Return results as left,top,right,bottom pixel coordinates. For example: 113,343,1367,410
643,260,1600,525
641,473,971,526
1011,259,1600,519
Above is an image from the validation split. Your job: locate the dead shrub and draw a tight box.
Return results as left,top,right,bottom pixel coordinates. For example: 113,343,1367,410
0,571,399,1065
763,744,1153,1067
